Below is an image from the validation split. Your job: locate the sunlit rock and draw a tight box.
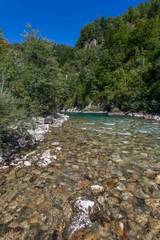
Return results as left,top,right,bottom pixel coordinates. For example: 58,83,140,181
52,141,60,146
155,175,160,184
24,161,31,167
64,198,94,239
91,185,104,195
40,150,51,159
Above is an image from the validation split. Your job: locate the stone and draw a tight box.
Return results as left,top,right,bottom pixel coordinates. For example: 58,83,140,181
52,142,60,146
144,169,156,178
144,198,160,216
74,198,95,214
106,196,119,207
55,147,61,151
23,151,36,159
120,201,133,214
40,150,51,159
24,161,31,167
91,185,104,195
64,198,95,240
116,182,126,191
37,159,52,167
44,116,54,124
97,196,105,205
134,189,150,199
121,192,134,201
155,175,160,184
0,165,9,170
0,156,3,163
135,214,149,227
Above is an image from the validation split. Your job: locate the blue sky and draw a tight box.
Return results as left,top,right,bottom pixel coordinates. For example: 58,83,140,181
1,0,146,47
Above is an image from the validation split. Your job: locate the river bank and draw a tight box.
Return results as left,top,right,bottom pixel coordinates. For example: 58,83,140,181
0,114,69,164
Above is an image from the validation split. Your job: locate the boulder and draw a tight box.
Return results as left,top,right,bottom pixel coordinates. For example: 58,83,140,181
64,198,94,240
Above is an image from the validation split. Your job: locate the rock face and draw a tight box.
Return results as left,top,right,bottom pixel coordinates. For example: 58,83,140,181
64,198,95,240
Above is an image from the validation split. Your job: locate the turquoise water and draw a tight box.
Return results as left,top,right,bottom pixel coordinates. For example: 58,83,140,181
64,113,160,169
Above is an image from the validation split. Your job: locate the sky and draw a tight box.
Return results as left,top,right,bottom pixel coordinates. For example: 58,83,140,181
0,0,146,47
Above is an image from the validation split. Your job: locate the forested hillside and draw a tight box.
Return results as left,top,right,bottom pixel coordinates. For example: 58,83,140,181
0,0,160,154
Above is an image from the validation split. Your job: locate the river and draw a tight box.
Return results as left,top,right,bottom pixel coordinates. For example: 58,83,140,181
0,113,160,239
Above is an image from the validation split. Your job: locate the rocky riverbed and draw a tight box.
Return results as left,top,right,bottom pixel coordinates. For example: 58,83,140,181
0,113,160,239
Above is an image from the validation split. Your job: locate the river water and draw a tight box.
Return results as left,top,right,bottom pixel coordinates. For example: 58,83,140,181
0,113,160,239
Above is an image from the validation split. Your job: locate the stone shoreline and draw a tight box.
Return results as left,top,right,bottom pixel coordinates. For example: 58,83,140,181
0,113,69,164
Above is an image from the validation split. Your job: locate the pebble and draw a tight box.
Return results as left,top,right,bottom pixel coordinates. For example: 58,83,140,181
55,147,61,151
24,161,31,167
91,185,104,194
97,196,105,205
116,182,126,191
155,175,160,184
52,142,60,146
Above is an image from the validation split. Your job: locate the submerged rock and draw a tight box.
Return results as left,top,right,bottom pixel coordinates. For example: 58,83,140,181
24,161,31,167
64,198,94,240
91,185,104,195
52,141,60,146
155,175,160,184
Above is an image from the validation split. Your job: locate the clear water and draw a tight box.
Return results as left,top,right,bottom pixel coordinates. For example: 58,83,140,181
0,113,160,239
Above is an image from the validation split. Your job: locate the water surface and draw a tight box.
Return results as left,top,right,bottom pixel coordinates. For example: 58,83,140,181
0,113,160,239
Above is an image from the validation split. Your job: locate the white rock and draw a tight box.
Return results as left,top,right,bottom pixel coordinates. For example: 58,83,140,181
91,185,105,194
53,155,57,160
37,159,52,167
74,197,95,214
0,166,9,170
23,151,36,159
14,166,21,170
52,142,59,146
40,150,51,159
24,161,31,167
55,147,61,151
65,198,95,239
119,222,124,230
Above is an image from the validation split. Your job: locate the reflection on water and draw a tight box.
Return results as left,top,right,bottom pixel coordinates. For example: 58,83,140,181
0,113,160,239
